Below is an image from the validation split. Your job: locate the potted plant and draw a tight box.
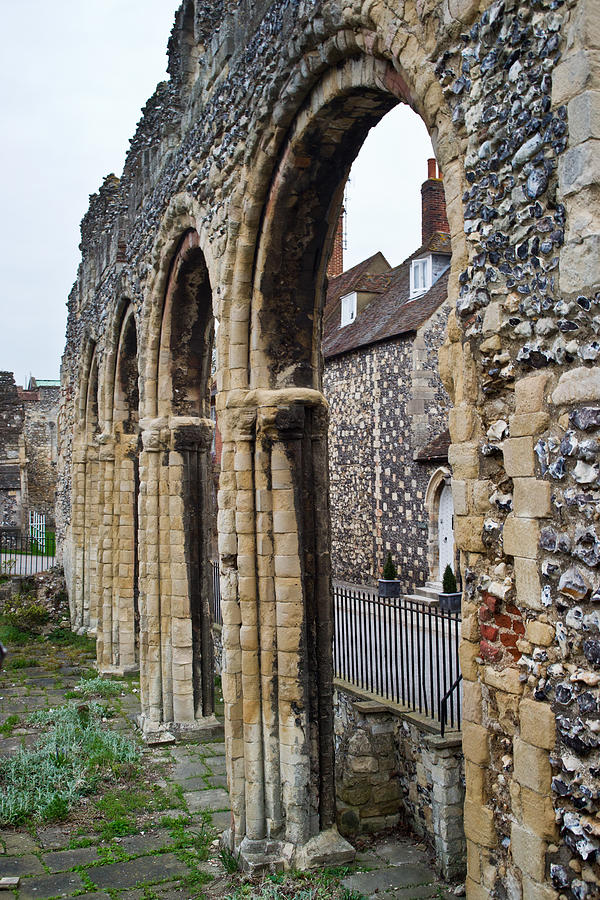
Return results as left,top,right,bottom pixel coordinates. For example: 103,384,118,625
378,553,402,598
439,564,461,612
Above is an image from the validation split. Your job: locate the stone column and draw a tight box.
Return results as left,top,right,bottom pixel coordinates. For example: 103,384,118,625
83,442,100,634
70,443,86,629
220,391,353,872
137,416,220,740
96,435,115,672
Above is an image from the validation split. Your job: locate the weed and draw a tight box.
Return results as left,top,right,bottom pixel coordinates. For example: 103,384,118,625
2,595,49,631
46,628,95,652
5,656,39,669
0,714,19,736
73,675,125,698
0,622,37,645
0,702,140,826
219,845,241,874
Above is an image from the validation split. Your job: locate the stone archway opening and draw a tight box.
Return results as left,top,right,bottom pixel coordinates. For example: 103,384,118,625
137,229,219,736
106,306,141,674
223,54,462,869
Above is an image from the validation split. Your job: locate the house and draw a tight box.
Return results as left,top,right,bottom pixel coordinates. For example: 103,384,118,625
323,160,455,595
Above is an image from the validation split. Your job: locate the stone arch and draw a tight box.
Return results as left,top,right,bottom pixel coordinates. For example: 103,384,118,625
70,339,101,632
136,228,219,736
96,302,141,675
219,52,464,867
424,466,453,583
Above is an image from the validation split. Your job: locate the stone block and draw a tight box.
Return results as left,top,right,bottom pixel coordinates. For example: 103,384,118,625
454,515,485,552
509,412,550,437
521,786,558,840
560,234,600,295
448,442,479,479
521,878,559,900
462,678,482,724
459,643,479,681
503,515,539,560
568,90,600,144
451,479,468,516
511,822,547,882
551,366,600,406
513,478,551,519
515,374,550,415
514,556,542,611
484,665,523,695
463,799,496,848
503,437,535,477
449,404,480,443
513,737,552,794
462,721,489,765
525,620,554,647
465,761,485,802
519,699,556,751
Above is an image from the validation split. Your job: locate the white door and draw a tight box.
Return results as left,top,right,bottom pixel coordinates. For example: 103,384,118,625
438,483,454,579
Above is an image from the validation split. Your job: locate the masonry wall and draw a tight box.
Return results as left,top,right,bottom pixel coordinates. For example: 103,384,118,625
0,372,25,529
324,301,451,589
23,386,60,529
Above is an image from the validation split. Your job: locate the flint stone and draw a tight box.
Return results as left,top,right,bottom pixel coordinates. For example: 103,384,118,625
558,567,591,600
570,408,600,431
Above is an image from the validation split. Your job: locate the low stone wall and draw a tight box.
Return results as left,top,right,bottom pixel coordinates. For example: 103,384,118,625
334,681,465,881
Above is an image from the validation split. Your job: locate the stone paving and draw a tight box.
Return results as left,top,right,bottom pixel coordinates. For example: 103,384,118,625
0,634,457,899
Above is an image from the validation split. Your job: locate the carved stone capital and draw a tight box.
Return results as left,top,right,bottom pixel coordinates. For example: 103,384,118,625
140,417,170,453
169,416,213,452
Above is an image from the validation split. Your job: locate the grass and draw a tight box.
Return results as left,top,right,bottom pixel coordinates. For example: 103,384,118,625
0,702,140,827
5,656,39,669
0,714,20,736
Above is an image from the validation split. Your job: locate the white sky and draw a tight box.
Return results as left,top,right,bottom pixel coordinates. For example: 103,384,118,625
0,2,432,387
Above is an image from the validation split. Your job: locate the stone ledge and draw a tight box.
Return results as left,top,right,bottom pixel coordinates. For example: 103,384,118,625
335,678,462,743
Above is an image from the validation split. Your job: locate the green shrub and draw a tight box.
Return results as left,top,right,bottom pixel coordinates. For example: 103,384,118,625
74,675,125,698
2,595,49,631
382,553,398,580
442,565,457,594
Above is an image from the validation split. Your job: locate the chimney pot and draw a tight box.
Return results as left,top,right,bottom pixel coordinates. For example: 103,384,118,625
427,158,437,179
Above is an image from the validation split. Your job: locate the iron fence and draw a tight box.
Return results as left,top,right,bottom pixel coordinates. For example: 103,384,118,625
211,560,222,626
208,562,462,732
0,529,56,577
333,585,462,732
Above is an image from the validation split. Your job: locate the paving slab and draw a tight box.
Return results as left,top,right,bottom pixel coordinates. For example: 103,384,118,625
183,789,230,813
43,846,100,872
205,774,227,789
374,840,431,866
90,852,190,890
0,854,45,877
17,870,84,900
0,832,40,854
172,761,210,780
35,827,72,850
342,864,437,895
206,757,227,775
210,810,232,833
116,829,172,855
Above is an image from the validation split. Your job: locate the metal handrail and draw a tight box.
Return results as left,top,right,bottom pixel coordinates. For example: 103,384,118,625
440,673,463,737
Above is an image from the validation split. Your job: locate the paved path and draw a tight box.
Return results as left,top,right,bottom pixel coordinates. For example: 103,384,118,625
0,634,457,899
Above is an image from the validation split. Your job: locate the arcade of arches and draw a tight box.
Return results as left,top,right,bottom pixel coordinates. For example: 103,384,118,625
59,0,600,894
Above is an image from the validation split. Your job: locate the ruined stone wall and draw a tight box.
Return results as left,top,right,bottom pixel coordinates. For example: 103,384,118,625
23,386,60,529
58,0,600,890
334,686,465,880
0,372,25,529
325,301,451,590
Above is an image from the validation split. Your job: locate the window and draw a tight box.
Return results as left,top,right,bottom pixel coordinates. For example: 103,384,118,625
410,256,432,299
340,292,357,327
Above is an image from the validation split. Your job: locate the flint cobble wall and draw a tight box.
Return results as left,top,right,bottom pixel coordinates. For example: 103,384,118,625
325,303,451,589
0,372,24,529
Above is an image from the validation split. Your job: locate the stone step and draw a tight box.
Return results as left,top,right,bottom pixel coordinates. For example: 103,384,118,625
412,584,441,602
403,593,440,607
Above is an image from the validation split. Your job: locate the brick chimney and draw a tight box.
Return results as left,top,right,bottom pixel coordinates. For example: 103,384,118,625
421,158,449,245
327,206,345,278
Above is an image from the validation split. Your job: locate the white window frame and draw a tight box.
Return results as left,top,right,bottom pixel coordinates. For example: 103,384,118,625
410,256,432,299
340,291,357,327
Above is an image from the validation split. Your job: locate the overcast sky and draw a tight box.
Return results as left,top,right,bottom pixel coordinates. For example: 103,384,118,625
0,2,432,387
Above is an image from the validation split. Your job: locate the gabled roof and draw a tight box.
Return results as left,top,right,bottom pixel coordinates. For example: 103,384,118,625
323,233,451,359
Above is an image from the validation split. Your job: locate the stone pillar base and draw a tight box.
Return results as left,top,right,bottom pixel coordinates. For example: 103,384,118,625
137,713,224,743
222,829,354,875
98,663,140,677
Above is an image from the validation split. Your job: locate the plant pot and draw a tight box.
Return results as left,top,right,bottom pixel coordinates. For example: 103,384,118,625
439,591,462,612
378,579,401,598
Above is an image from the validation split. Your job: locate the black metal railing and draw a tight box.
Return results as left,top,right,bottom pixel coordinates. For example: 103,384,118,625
333,585,462,731
0,529,57,577
211,559,222,626
207,563,462,732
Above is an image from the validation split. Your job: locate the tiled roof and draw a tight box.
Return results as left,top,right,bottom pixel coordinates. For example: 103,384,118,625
416,429,451,461
323,233,450,359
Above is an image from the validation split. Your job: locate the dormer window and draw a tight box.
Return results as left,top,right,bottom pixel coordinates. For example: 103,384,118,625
340,291,357,327
410,256,432,299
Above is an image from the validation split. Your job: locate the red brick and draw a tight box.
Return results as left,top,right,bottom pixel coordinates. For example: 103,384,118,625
481,624,499,641
479,605,493,623
512,619,525,635
494,613,512,628
507,648,522,662
506,604,521,616
481,591,499,613
500,632,518,648
480,640,503,662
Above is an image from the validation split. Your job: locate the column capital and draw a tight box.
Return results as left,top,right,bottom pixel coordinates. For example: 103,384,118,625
169,415,213,451
140,417,170,453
